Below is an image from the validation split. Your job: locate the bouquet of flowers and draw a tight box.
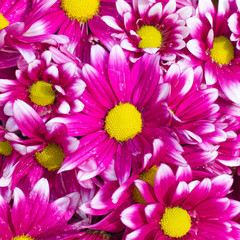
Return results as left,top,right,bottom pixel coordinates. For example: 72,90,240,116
0,0,240,239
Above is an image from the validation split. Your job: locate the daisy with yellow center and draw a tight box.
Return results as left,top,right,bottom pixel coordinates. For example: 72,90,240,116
121,164,238,239
186,0,240,104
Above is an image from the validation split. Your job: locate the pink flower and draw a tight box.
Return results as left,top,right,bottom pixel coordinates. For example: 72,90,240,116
2,100,81,196
102,0,190,62
121,163,240,239
186,0,240,104
0,50,86,118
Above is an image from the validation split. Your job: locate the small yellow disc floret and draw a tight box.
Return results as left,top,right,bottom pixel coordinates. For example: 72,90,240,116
160,207,191,238
61,0,100,23
137,25,162,49
0,140,13,156
105,103,142,142
210,36,234,65
29,81,55,106
0,13,9,30
35,143,66,171
12,235,34,240
132,166,158,204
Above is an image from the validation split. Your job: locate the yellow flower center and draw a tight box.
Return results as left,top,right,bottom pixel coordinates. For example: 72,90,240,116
61,0,100,23
0,13,9,30
104,103,142,142
137,25,162,49
12,235,34,240
29,81,55,106
160,207,191,238
132,166,158,204
210,36,234,65
0,140,13,156
35,143,66,171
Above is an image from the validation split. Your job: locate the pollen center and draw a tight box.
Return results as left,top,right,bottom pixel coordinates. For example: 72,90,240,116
35,143,66,171
61,0,100,23
160,207,191,238
104,103,142,142
210,36,234,65
12,235,34,240
0,140,13,156
0,13,9,30
137,25,162,49
29,81,55,106
132,166,158,204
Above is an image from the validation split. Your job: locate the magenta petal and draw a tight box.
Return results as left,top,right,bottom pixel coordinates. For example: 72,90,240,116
90,181,120,210
209,175,233,198
182,178,212,210
59,131,109,172
144,203,164,225
83,64,115,109
115,144,132,185
204,59,218,85
12,188,31,235
218,68,240,104
170,181,189,207
134,179,157,204
154,164,175,204
36,192,80,232
187,39,209,60
198,0,216,21
108,45,131,102
121,204,146,229
13,100,47,138
195,198,230,218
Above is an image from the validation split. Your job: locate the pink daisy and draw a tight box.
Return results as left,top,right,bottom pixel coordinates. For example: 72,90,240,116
49,45,186,184
102,0,190,62
121,163,240,239
2,100,80,194
186,0,240,104
0,178,80,239
0,49,86,118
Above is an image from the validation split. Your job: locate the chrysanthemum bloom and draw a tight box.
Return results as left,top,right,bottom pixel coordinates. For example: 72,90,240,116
120,163,240,239
3,100,80,194
0,50,86,119
0,178,80,239
49,45,186,184
24,0,119,57
102,0,190,62
186,0,240,104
